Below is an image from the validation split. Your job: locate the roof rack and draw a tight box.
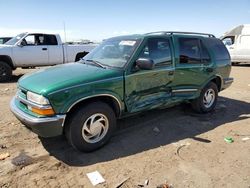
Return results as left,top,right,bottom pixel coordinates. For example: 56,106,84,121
145,31,215,38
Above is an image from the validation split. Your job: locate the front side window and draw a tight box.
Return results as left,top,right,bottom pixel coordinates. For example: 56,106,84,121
83,38,141,68
138,38,172,67
24,35,35,45
222,36,235,46
22,34,45,46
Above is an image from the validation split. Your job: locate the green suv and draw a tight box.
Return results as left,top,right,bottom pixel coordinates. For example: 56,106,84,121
10,31,233,152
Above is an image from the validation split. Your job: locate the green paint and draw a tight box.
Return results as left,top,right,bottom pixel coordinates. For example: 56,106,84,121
13,33,233,137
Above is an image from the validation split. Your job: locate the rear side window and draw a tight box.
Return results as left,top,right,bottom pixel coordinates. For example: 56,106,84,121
44,35,58,45
204,38,230,60
178,38,210,64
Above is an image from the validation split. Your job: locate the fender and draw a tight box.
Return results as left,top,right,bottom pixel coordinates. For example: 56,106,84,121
201,74,223,92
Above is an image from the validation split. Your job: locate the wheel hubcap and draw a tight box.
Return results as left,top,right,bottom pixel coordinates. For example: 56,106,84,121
82,113,109,143
203,88,215,108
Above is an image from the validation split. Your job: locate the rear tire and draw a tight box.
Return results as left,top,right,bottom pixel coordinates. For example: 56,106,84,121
191,82,218,113
0,61,12,82
65,102,116,152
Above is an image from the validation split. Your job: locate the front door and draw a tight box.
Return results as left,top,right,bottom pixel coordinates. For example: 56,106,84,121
13,34,49,66
125,37,174,113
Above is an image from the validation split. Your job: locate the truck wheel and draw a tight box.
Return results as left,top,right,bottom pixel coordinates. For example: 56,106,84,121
65,102,116,152
0,61,12,82
191,82,218,113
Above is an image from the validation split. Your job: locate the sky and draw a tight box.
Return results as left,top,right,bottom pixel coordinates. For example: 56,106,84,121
0,0,250,42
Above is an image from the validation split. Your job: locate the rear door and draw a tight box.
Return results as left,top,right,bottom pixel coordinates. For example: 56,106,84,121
13,34,49,66
45,35,64,65
171,36,213,97
124,37,175,113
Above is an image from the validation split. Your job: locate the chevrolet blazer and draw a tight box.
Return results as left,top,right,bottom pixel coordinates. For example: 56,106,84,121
10,31,234,152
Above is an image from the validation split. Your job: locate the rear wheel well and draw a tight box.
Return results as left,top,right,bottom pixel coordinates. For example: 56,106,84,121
0,56,14,69
211,76,222,92
64,96,120,132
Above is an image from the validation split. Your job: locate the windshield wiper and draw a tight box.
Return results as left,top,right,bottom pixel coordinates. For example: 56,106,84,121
86,59,106,69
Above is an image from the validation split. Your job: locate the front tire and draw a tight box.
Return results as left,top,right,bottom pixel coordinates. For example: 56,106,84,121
191,82,218,113
0,61,12,82
65,102,116,152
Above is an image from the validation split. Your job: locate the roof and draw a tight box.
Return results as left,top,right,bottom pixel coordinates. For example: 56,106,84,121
107,31,215,41
223,24,250,36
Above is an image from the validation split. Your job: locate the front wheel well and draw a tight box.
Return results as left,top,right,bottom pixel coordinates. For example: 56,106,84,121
0,55,14,69
63,96,121,131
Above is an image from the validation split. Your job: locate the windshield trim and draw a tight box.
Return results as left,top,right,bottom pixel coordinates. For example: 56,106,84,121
122,38,144,70
5,32,28,45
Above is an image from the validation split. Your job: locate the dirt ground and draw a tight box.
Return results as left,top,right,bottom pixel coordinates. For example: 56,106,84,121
0,66,250,188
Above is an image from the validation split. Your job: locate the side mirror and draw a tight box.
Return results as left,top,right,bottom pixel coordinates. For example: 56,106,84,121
136,58,154,70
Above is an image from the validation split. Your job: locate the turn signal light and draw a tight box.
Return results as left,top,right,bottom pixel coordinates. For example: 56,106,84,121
31,107,55,116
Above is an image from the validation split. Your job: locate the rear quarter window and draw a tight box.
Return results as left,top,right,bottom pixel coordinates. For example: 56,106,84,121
203,38,230,61
44,35,58,45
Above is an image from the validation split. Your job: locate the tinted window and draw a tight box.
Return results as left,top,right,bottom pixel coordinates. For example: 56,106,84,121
179,38,201,64
204,38,230,60
201,42,211,63
44,35,58,45
179,38,211,64
138,38,172,66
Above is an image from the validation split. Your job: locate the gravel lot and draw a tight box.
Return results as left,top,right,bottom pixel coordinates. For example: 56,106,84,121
0,66,250,188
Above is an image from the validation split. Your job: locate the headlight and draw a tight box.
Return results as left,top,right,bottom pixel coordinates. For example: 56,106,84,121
26,91,54,115
27,91,49,105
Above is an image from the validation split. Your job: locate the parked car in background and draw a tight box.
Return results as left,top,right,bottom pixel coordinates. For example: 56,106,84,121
221,24,250,65
0,32,97,81
10,31,233,152
0,37,12,44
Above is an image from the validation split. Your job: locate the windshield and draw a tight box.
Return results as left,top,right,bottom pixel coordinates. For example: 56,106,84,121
5,33,27,45
82,38,141,68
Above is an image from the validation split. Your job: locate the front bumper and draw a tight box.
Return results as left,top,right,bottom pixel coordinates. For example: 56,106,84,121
10,98,66,137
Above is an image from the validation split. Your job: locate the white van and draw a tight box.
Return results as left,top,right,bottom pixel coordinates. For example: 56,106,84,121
221,24,250,64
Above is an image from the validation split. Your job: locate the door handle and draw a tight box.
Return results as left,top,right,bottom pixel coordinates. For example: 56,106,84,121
42,48,47,51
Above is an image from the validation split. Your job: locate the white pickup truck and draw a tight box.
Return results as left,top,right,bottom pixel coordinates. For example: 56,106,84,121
0,32,97,81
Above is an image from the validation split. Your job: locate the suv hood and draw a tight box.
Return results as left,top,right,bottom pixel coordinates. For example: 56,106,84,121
18,62,123,95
